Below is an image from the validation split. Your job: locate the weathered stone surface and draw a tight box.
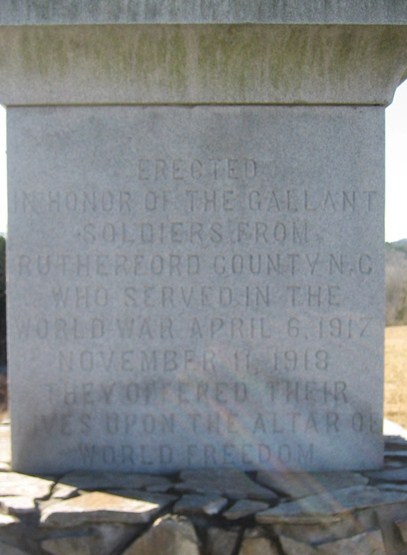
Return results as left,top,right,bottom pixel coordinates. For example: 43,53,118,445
42,534,98,555
239,529,280,555
0,542,30,555
61,471,172,491
280,530,386,555
8,105,385,475
206,527,240,555
51,482,79,500
279,535,317,555
0,25,405,106
372,501,407,554
105,490,176,509
364,468,407,482
256,487,407,524
40,491,164,527
317,530,386,555
37,498,68,515
0,472,53,498
395,520,407,543
173,494,227,515
256,472,368,498
178,469,278,501
223,500,269,520
42,524,138,555
0,517,24,550
0,513,19,526
145,482,175,493
355,508,378,536
258,504,343,525
271,518,358,546
122,516,200,555
0,496,36,516
377,483,407,493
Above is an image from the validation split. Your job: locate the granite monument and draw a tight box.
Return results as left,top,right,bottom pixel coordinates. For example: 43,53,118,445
4,1,407,474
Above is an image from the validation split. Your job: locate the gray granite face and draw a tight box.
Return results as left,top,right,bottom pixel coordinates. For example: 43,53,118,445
7,105,384,474
0,0,406,25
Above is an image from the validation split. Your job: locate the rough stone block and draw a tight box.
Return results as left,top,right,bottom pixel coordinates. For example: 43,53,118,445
42,524,138,555
279,530,386,555
395,520,407,542
60,471,172,491
0,497,36,516
177,469,278,501
122,516,200,555
317,530,386,555
256,471,368,498
40,491,165,527
372,502,407,555
279,535,317,555
0,473,53,499
173,494,227,515
0,542,30,555
223,500,270,520
239,529,280,555
270,516,361,547
256,486,407,524
206,527,240,555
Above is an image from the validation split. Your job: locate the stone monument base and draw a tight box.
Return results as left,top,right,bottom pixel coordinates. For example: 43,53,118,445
0,422,406,554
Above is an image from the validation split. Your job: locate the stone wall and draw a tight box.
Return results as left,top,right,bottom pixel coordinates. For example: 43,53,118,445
0,422,407,555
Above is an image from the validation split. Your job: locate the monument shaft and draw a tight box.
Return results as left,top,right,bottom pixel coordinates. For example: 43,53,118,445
3,0,407,474
7,105,384,472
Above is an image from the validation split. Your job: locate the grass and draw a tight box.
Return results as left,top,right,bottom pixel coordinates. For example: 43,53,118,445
385,325,407,429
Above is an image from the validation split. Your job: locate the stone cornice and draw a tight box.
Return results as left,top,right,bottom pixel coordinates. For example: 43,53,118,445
0,0,406,26
0,23,406,106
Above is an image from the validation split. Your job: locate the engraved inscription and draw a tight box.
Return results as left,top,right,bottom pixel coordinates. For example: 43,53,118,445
8,106,384,472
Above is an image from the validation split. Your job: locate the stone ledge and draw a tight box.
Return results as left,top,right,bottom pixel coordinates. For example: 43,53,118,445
0,427,407,554
0,22,405,106
0,0,407,26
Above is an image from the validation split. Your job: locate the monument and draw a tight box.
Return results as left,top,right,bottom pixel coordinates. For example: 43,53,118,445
4,1,407,474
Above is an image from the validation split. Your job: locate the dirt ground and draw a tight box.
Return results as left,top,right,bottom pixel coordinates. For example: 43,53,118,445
385,325,407,429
